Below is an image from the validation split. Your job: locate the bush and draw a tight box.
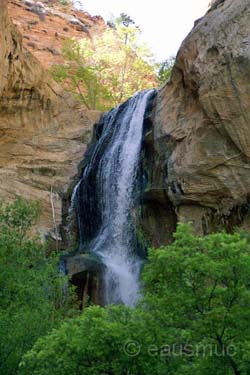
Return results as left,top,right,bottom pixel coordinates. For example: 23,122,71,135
143,223,250,374
0,198,76,374
20,224,250,374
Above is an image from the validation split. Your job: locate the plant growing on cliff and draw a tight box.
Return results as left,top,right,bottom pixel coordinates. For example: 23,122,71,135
0,198,76,375
19,224,250,374
156,56,175,83
50,18,158,110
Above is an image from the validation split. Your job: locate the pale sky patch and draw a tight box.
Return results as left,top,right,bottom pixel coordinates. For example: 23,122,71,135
73,0,210,61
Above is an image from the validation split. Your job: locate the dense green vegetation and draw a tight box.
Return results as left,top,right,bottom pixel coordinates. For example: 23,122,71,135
18,223,250,375
0,199,77,375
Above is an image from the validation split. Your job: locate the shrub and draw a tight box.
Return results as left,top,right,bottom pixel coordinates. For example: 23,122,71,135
20,224,250,374
0,198,76,374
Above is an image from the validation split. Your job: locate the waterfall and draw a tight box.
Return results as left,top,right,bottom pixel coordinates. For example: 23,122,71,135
73,89,155,306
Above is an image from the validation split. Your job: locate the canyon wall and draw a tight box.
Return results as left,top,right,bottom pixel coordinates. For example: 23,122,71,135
2,0,250,305
8,0,105,68
2,0,250,246
0,0,101,241
149,0,250,238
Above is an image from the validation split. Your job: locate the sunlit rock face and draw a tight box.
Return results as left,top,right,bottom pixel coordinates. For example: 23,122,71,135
0,0,101,240
1,0,250,243
153,0,250,234
1,0,250,306
7,0,106,69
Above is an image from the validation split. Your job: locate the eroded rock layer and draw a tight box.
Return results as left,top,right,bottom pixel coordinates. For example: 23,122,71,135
153,0,250,235
2,0,250,245
8,0,105,68
0,0,101,239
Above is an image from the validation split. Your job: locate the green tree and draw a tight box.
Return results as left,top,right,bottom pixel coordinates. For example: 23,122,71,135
156,56,175,83
0,198,76,375
143,224,250,374
108,13,137,30
107,13,140,45
51,23,158,110
20,305,163,375
20,224,250,374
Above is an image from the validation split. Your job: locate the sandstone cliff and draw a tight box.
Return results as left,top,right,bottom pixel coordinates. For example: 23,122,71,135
152,0,250,236
0,0,100,240
8,0,105,68
2,0,250,246
2,0,250,306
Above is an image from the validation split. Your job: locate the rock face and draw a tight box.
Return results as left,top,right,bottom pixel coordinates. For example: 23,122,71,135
2,0,250,304
8,0,105,68
63,253,103,308
151,0,250,236
0,0,101,240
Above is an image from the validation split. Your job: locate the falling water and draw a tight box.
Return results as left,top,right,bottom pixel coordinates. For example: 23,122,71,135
73,90,155,306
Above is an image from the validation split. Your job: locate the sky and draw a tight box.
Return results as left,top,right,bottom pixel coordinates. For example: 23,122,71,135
73,0,210,62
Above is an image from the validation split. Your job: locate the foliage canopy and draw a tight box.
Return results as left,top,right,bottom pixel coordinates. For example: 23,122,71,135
51,18,158,110
20,223,250,375
0,198,76,375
